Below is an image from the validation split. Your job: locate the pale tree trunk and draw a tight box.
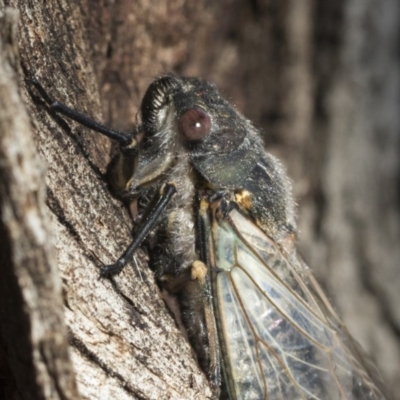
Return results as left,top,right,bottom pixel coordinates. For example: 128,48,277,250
0,1,399,399
0,9,79,400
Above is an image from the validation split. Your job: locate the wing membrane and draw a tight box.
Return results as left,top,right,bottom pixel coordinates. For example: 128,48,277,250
209,208,388,400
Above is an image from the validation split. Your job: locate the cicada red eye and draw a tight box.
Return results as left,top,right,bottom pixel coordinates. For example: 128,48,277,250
179,106,211,141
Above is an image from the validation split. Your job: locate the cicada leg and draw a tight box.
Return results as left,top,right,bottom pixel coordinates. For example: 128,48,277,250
101,183,177,277
27,78,133,146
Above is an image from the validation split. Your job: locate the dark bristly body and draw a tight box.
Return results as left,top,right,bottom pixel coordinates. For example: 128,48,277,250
31,75,390,399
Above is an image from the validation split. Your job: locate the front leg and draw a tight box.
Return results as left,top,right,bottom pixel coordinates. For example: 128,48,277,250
101,183,177,277
27,78,133,146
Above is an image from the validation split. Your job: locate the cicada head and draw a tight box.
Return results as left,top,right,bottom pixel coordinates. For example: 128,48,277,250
108,75,265,195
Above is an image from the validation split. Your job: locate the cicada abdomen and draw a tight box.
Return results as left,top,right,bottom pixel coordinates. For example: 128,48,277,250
32,74,391,400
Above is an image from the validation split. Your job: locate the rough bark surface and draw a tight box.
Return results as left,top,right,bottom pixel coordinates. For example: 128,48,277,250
0,8,80,400
0,0,398,399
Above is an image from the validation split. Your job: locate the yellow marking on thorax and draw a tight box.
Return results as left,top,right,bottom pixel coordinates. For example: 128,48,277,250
235,189,252,210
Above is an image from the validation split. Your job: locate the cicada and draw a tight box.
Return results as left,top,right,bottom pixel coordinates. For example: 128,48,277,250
31,75,390,399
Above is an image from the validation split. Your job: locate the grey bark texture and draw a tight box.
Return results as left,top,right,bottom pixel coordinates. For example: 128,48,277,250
0,8,80,400
0,1,398,399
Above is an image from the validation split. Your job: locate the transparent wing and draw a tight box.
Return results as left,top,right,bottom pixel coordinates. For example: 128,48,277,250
208,208,388,400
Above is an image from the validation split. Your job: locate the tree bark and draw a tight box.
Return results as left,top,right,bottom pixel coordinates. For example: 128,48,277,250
0,1,213,399
0,0,399,399
0,8,80,400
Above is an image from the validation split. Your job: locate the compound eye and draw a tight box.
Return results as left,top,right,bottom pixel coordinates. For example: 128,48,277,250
179,107,211,141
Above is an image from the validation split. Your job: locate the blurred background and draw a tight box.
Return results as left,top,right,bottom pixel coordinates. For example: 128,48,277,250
2,0,399,397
